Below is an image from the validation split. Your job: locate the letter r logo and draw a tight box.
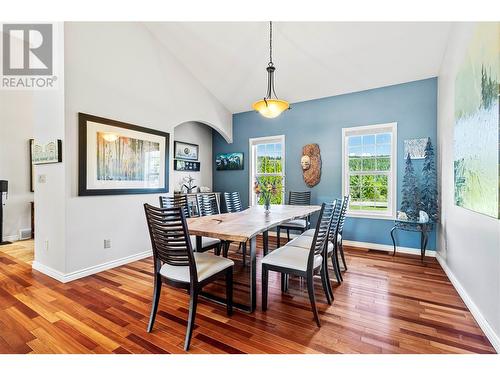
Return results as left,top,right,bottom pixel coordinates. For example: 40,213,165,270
2,24,53,76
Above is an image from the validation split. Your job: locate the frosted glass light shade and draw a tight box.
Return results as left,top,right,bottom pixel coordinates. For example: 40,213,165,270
252,99,289,119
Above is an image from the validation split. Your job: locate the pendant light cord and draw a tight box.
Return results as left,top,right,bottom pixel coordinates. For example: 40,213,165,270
269,21,273,65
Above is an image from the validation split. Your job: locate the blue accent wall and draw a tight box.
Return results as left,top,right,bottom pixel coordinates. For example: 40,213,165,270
213,78,437,250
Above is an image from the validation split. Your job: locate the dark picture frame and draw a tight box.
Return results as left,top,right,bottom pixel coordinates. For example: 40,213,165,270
216,152,244,170
78,113,169,196
174,141,199,161
174,160,200,172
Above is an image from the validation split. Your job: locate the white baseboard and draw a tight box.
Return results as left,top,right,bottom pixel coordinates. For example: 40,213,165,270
436,252,499,353
2,234,19,242
343,239,436,257
32,250,153,283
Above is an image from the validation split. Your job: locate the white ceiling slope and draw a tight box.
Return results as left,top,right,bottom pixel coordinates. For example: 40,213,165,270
145,22,451,114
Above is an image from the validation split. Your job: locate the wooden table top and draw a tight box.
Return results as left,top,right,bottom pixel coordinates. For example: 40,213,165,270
187,204,321,242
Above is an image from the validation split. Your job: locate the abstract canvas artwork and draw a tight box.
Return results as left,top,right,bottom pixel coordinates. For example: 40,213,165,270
216,152,244,170
78,113,169,196
404,138,428,159
454,23,499,218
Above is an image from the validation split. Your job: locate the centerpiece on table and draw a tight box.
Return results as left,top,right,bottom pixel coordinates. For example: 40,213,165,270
253,179,278,213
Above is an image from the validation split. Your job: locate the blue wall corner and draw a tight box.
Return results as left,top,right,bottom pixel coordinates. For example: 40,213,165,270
213,78,438,250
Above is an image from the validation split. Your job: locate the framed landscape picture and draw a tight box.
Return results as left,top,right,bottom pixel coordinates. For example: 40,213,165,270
78,113,169,196
174,141,199,161
216,152,244,170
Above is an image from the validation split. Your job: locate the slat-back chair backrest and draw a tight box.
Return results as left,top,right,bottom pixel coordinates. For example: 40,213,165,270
288,191,312,206
307,201,335,270
196,193,220,216
143,205,196,277
338,195,350,233
159,195,191,218
328,199,343,243
224,192,243,213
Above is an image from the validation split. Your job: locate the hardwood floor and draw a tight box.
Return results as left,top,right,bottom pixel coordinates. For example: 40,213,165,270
0,238,495,354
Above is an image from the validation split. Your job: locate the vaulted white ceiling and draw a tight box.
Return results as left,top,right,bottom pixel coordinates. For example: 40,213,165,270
145,22,452,114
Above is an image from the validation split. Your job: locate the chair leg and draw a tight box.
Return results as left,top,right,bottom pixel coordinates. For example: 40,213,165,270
331,251,342,283
286,229,290,242
324,260,334,301
335,246,344,282
226,268,233,316
277,227,281,248
184,288,198,351
320,266,332,305
306,274,321,327
215,243,222,256
147,273,162,332
262,266,269,311
339,241,347,271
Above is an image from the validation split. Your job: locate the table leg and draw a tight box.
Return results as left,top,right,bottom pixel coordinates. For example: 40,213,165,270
249,236,257,312
263,230,269,256
390,226,397,256
196,236,202,253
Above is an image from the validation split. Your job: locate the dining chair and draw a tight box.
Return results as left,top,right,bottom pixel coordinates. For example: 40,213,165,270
336,195,350,273
196,192,221,216
144,204,234,351
276,191,312,248
222,192,247,264
223,191,243,213
261,201,335,327
288,199,342,297
160,195,221,255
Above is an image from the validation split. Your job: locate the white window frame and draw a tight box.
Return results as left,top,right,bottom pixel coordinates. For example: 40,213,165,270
249,135,286,206
342,122,397,220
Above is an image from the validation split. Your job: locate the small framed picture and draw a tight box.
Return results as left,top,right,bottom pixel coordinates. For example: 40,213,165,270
174,160,200,171
31,139,62,165
174,141,199,161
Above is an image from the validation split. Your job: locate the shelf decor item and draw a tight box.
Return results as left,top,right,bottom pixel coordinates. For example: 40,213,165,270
301,143,321,187
78,113,169,196
216,152,244,170
31,139,62,164
174,141,199,161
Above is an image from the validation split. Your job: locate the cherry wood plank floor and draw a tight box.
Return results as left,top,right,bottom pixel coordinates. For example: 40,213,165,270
0,238,495,354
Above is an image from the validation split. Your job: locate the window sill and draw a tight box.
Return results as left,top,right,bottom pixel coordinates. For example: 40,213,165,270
347,211,395,221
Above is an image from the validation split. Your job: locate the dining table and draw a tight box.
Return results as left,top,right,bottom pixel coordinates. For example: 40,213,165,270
187,204,322,313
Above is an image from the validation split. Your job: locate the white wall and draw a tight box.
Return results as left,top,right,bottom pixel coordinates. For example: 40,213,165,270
0,91,34,241
60,22,231,275
437,22,500,350
173,121,213,191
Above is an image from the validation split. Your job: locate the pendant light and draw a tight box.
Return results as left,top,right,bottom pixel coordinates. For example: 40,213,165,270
252,21,290,119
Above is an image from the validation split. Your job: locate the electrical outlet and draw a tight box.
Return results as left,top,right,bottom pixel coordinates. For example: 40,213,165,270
104,239,111,249
44,240,49,251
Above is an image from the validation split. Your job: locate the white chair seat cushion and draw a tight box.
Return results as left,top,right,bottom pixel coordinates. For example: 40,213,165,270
288,235,334,254
190,235,220,251
160,252,233,283
261,245,322,272
302,229,315,236
280,219,308,229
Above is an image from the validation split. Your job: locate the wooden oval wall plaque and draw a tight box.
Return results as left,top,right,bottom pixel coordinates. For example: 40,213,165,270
302,143,321,187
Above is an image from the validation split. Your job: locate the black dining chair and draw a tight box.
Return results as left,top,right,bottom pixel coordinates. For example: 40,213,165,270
143,204,234,351
196,193,220,216
261,201,335,327
336,195,350,274
222,192,247,264
276,191,312,248
224,191,243,213
160,195,221,255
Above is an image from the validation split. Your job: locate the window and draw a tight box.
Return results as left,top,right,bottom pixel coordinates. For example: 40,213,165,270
249,135,285,206
342,123,397,219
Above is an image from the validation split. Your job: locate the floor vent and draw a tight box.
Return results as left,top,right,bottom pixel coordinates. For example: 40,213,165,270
19,228,32,240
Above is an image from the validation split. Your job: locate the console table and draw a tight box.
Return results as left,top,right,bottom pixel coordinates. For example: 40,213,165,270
390,218,433,262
